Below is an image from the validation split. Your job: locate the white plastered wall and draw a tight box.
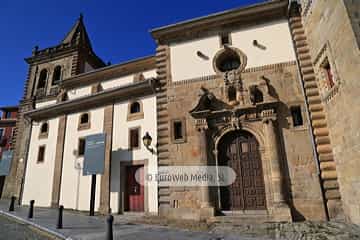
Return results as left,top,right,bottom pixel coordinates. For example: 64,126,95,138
59,108,104,211
111,95,158,213
67,86,92,100
170,19,296,82
101,69,156,91
22,118,59,207
35,100,57,109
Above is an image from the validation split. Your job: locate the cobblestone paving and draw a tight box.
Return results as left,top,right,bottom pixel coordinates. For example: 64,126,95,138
0,215,56,240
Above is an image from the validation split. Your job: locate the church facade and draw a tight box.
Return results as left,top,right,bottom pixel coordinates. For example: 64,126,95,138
2,0,360,224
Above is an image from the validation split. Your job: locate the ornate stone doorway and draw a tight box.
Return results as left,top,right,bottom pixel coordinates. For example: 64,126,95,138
218,130,266,211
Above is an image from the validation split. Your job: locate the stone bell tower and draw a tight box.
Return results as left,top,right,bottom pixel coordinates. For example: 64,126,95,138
2,14,105,200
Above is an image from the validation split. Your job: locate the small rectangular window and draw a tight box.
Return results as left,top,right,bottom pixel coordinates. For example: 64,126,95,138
291,106,303,127
129,128,140,149
5,112,11,119
174,121,183,140
37,146,46,163
221,33,230,46
78,138,86,156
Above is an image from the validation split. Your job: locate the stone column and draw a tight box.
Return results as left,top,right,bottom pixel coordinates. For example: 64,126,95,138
198,127,211,208
99,105,114,214
263,118,285,204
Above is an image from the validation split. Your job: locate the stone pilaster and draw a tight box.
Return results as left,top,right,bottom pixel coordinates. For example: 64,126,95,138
51,115,67,208
197,124,215,220
99,105,114,214
263,116,292,221
263,118,285,204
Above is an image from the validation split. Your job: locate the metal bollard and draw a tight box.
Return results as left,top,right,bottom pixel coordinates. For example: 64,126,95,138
28,200,35,219
106,215,114,240
9,196,16,212
57,205,64,229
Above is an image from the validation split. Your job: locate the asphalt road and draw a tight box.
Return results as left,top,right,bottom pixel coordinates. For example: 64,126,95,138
0,215,55,240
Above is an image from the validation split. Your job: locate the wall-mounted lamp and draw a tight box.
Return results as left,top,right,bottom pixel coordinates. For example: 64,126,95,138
142,132,155,154
253,40,267,50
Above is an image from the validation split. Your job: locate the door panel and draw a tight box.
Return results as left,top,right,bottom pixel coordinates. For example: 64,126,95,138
126,166,144,212
220,131,266,210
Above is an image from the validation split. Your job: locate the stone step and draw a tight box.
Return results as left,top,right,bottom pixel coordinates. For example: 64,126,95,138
311,111,326,120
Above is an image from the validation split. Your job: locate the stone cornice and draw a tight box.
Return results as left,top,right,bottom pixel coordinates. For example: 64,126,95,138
171,61,297,86
150,0,288,44
25,79,156,121
61,55,156,90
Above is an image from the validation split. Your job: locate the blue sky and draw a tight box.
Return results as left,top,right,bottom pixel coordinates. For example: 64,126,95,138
0,0,265,106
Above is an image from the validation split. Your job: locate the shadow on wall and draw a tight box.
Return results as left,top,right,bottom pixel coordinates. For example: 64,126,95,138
110,148,134,214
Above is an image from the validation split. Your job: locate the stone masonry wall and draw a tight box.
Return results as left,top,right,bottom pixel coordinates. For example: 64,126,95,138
166,62,326,221
303,0,360,224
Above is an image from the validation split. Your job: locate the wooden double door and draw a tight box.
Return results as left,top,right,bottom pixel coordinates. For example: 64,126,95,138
219,131,266,210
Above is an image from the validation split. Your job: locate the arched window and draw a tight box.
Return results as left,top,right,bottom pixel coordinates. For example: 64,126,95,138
39,122,49,138
130,102,141,114
253,89,263,103
250,86,263,104
80,113,89,124
40,122,48,134
228,86,237,102
78,113,90,130
52,66,62,85
38,69,48,89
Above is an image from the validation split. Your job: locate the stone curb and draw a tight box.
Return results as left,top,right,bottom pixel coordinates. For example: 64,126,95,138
0,209,72,240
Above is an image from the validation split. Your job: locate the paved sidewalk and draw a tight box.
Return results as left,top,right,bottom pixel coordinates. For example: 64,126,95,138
0,199,267,240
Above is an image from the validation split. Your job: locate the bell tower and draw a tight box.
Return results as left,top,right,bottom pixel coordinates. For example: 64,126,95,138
24,14,105,101
2,14,105,200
